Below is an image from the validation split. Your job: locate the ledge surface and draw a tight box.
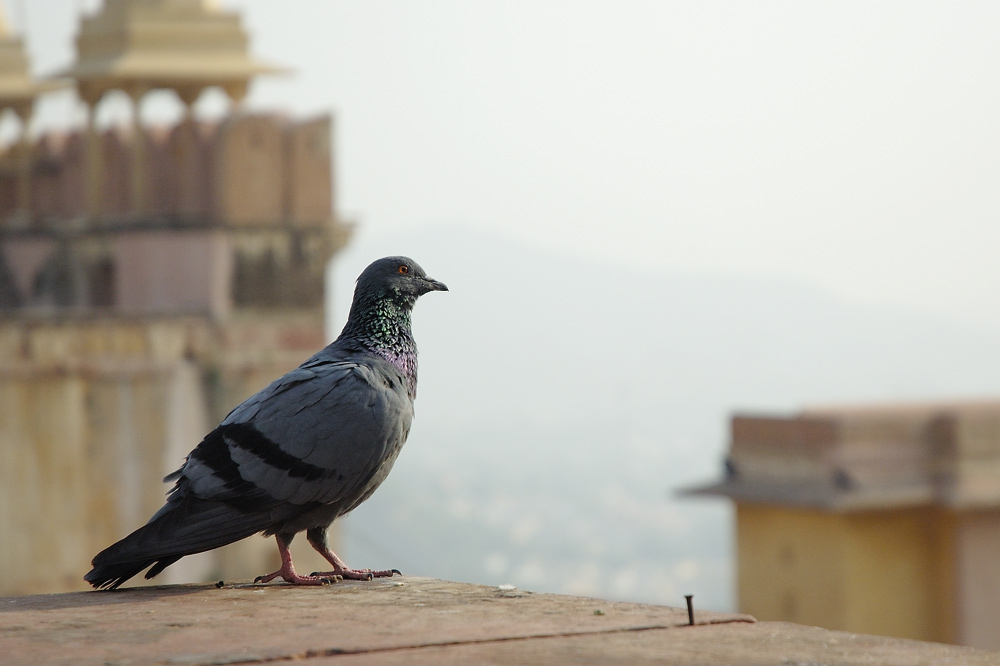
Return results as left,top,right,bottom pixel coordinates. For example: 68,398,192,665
1,577,995,665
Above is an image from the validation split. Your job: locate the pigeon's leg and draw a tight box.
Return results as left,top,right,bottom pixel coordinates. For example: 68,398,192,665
254,533,339,585
306,527,400,580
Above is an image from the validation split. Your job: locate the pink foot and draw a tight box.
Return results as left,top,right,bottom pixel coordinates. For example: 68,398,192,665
253,534,341,585
305,528,401,581
309,567,400,581
254,565,340,585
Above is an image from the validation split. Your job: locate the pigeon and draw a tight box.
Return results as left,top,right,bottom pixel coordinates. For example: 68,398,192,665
85,256,447,589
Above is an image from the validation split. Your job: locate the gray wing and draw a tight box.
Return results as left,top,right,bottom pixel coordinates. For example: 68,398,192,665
175,356,413,508
87,354,414,590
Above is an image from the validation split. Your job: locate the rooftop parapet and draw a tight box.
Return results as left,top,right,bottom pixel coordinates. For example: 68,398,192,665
687,401,1000,510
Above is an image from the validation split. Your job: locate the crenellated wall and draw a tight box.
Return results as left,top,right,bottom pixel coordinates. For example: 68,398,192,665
0,114,333,226
0,109,352,595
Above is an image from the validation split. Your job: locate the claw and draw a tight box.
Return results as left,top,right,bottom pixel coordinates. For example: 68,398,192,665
391,569,402,576
254,571,335,586
310,572,343,581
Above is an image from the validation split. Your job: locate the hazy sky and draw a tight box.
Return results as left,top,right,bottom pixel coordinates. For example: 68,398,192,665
7,1,1000,332
6,1,1000,608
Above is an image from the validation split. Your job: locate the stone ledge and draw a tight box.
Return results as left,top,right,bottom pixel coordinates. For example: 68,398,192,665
0,577,995,665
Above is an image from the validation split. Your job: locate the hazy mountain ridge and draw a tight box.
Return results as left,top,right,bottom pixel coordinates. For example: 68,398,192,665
330,226,1000,610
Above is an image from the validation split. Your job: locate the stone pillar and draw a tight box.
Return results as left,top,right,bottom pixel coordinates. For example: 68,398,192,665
11,103,31,222
81,87,103,220
222,81,248,110
128,84,149,216
176,85,202,117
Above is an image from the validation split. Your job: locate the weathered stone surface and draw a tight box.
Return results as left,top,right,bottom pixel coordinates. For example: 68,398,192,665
1,577,995,666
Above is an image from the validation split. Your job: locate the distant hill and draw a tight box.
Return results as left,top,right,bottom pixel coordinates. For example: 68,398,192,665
327,225,1000,611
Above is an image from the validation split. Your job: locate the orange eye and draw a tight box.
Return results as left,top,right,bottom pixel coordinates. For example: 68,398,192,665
398,264,409,274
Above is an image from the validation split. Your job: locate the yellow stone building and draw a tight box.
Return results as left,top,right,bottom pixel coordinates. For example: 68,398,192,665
0,0,351,594
690,402,1000,651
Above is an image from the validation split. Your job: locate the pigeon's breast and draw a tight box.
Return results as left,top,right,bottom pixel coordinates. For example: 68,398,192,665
369,348,418,398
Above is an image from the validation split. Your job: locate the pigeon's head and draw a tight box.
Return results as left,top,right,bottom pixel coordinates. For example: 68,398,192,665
355,256,448,302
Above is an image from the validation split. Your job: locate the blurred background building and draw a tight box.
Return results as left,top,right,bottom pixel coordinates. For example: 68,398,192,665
0,0,351,594
689,402,1000,651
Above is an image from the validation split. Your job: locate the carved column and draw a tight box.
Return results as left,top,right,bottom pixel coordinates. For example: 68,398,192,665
128,84,149,216
81,85,103,220
12,102,31,221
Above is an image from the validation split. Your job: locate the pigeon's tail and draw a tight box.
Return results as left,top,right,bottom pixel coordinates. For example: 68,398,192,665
83,554,181,592
85,496,275,590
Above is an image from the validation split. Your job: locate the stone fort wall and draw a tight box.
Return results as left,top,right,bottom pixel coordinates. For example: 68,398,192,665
0,114,352,594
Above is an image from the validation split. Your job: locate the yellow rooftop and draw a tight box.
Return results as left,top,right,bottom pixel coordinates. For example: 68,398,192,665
58,0,286,105
0,4,66,116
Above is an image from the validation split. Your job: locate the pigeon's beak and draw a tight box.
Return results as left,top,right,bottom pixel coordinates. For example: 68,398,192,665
422,277,449,293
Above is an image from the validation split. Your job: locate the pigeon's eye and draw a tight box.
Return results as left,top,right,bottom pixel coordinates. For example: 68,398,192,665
397,265,409,275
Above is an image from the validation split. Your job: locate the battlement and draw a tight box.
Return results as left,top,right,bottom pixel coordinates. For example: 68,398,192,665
0,114,334,227
0,115,350,314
